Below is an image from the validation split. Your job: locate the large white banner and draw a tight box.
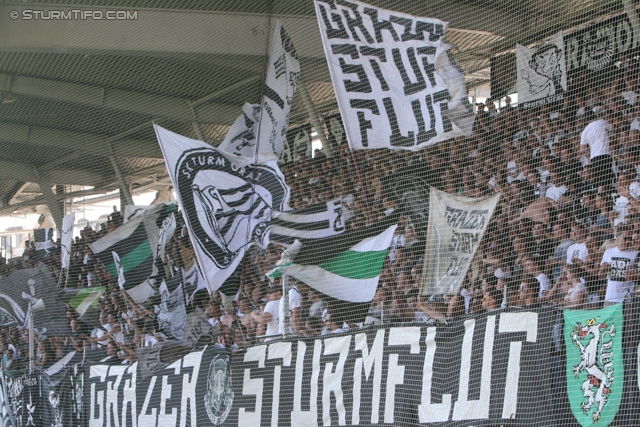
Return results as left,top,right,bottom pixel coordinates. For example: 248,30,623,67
154,125,290,293
314,0,473,151
421,188,500,296
517,31,567,109
218,21,300,163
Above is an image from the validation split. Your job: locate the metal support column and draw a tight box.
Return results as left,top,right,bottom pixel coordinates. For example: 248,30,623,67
300,83,331,156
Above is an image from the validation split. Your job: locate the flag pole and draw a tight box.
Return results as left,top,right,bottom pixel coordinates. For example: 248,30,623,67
274,240,302,338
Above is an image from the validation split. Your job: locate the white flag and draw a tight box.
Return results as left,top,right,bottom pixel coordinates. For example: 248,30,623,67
314,0,473,150
218,21,300,163
112,251,126,290
421,188,500,296
60,213,75,269
516,31,566,109
157,212,176,261
154,125,290,294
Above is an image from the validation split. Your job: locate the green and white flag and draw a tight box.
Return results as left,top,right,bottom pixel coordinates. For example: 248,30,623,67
269,225,396,302
564,304,624,426
60,287,105,327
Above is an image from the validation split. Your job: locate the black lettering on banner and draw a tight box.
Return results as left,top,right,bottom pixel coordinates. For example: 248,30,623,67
389,15,423,41
445,207,465,228
393,48,426,96
317,1,349,39
332,44,372,93
263,85,285,109
411,98,436,144
360,46,389,91
416,47,438,87
433,89,453,133
350,99,379,147
415,21,445,42
280,25,298,59
273,54,287,79
446,256,469,276
336,0,375,44
424,94,438,140
449,231,479,254
362,7,399,43
384,97,415,147
332,43,360,59
338,60,372,93
464,209,488,230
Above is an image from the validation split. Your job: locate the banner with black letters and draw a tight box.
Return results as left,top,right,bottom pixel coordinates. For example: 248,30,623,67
9,302,640,426
421,188,500,296
314,0,474,151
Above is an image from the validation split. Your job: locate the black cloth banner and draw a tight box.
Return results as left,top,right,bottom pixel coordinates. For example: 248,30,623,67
7,302,640,426
221,307,557,426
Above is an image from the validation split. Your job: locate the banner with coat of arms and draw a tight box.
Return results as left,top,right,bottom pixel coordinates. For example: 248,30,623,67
564,304,624,427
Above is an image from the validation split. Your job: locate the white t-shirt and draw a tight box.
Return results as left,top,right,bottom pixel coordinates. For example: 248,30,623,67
580,119,611,159
566,242,589,264
536,273,551,298
263,300,280,341
629,181,640,201
281,287,302,335
601,247,639,303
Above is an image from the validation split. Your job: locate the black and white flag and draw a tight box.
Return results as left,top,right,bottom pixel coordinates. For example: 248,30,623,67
218,21,300,163
154,125,291,293
279,123,313,164
517,31,567,109
315,0,473,151
270,198,346,247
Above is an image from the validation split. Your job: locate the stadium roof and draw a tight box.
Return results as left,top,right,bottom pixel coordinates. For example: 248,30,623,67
0,0,627,226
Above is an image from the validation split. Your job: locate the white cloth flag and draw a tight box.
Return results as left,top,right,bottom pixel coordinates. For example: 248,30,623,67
516,31,567,109
218,21,300,163
157,212,176,261
314,0,473,151
275,225,397,302
154,125,290,293
421,188,500,296
60,213,75,269
112,251,126,289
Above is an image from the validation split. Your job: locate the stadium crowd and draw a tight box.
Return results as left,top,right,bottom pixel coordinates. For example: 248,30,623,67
1,57,640,370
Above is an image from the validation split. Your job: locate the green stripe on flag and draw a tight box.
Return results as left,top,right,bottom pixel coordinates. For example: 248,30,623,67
68,287,105,309
106,239,153,276
319,249,387,279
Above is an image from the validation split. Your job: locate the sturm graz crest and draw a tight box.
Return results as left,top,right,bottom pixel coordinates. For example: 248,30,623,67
204,353,234,425
564,304,624,426
176,148,289,269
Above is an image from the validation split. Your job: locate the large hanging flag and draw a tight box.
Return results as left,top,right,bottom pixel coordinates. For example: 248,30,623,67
421,188,500,296
217,21,300,164
314,0,473,151
88,203,176,291
516,31,567,109
154,125,290,293
271,224,396,302
60,212,75,269
269,198,346,247
564,304,624,426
